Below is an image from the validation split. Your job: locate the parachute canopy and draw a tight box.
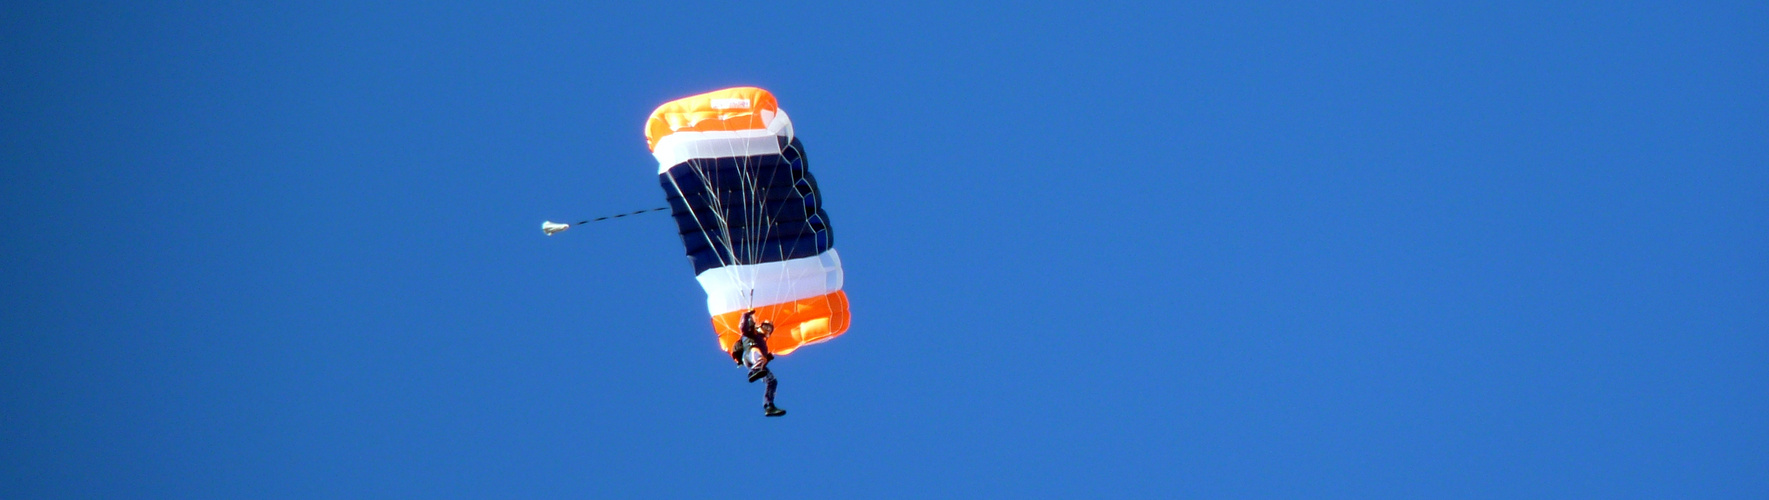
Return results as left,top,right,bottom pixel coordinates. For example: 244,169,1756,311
648,87,850,355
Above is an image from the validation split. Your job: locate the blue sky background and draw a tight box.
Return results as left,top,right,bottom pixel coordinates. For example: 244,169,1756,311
4,1,1765,497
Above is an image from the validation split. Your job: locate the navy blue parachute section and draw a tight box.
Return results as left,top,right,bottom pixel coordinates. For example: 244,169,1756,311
659,138,834,275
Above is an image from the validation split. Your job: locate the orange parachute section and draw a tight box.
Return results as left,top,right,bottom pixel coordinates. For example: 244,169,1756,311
646,87,781,151
711,291,850,356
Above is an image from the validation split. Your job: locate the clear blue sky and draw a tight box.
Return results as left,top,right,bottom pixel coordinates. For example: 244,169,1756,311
4,1,1765,497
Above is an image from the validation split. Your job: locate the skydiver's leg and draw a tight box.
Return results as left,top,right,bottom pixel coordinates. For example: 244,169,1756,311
763,370,776,405
746,348,768,382
761,370,785,416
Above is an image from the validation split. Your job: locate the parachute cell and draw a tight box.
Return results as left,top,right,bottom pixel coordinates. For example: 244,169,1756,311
647,87,850,355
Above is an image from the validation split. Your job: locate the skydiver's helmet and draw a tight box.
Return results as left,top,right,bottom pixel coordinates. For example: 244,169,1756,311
759,321,774,337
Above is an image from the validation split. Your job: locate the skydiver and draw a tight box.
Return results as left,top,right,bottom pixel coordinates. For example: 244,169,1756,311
732,310,786,417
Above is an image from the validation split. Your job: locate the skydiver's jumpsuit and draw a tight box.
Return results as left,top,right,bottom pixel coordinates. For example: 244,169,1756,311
732,329,777,407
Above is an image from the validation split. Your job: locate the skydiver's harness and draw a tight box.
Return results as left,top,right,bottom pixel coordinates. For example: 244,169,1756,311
732,334,773,370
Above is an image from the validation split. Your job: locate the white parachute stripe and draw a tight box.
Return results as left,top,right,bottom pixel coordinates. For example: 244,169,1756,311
652,110,794,173
694,249,843,316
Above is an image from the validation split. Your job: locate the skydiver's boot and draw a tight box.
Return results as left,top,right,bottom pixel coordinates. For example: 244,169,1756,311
748,367,770,383
764,403,786,417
